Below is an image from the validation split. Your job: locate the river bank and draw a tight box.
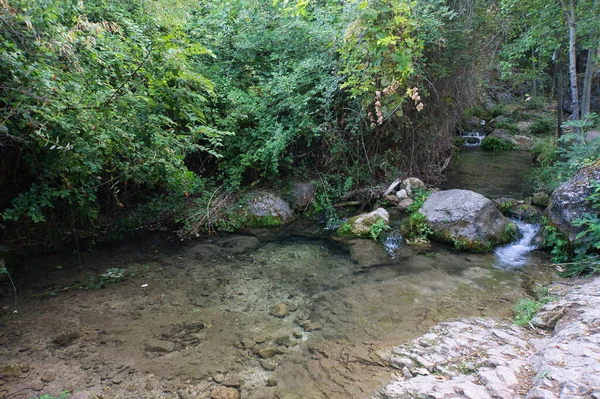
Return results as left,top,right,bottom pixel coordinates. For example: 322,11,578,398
376,277,600,399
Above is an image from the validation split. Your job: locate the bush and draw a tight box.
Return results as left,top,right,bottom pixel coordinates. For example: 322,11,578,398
529,118,555,135
521,96,546,111
481,137,515,151
490,104,510,118
495,120,520,134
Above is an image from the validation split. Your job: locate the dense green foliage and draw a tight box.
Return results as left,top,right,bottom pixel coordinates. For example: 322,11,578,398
1,0,498,246
0,0,229,240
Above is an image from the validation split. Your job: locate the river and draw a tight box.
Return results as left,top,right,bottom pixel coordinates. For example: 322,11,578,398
0,150,554,399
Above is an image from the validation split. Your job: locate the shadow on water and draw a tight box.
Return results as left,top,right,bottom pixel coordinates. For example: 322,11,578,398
441,148,534,200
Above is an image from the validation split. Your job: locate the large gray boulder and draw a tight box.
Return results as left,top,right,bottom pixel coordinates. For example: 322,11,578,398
548,161,600,242
420,189,517,251
247,191,294,226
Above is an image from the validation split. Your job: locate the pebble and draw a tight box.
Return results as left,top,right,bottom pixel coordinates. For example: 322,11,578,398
41,370,57,383
257,348,279,359
299,320,322,332
240,337,256,350
266,378,278,387
29,381,45,391
70,392,92,399
144,339,176,353
275,335,291,347
270,302,290,318
213,373,225,383
222,375,243,388
260,359,277,371
210,386,240,399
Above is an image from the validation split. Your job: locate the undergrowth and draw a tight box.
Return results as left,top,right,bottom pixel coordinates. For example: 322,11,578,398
513,286,555,326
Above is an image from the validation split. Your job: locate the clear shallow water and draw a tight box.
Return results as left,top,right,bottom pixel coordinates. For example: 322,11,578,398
0,229,554,399
441,148,534,200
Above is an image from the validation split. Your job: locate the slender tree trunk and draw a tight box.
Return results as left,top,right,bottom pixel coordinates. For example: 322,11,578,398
532,48,537,97
561,0,580,120
582,48,594,116
556,51,564,137
582,0,598,117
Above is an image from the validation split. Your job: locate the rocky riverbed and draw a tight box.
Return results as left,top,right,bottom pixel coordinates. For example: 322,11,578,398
0,229,555,399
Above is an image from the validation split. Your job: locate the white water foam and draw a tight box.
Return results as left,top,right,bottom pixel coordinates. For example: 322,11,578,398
461,131,486,147
494,220,540,269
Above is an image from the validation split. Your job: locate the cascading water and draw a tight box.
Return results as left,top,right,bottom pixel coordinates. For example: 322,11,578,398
461,131,486,147
383,224,403,258
494,219,540,268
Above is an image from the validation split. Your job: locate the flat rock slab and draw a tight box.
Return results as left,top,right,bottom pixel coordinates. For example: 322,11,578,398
375,277,600,399
377,318,530,399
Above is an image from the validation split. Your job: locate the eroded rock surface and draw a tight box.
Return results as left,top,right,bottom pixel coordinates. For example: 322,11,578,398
376,278,600,399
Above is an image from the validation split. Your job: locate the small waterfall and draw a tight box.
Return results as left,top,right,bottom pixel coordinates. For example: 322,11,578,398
461,131,486,147
494,220,540,269
384,223,403,258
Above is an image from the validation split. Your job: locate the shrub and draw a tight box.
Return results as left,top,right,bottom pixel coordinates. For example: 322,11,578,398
370,219,392,240
529,118,555,135
513,286,555,326
481,137,515,151
495,120,520,134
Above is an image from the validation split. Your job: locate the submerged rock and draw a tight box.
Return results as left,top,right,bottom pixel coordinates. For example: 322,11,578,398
337,208,390,238
144,339,176,353
270,302,290,318
247,191,294,226
210,386,240,399
420,189,517,251
548,161,600,242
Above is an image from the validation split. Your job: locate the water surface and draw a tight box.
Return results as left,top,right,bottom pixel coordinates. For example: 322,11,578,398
442,148,534,199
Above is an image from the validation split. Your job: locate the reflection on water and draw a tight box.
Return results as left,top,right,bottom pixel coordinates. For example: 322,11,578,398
442,148,533,200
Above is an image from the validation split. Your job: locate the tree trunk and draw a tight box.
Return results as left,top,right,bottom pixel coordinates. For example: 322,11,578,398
582,47,594,117
582,0,598,118
561,0,580,120
556,51,564,137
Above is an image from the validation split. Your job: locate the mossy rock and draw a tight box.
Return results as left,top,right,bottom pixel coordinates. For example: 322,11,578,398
337,208,389,238
420,189,519,252
531,192,551,208
246,191,294,228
